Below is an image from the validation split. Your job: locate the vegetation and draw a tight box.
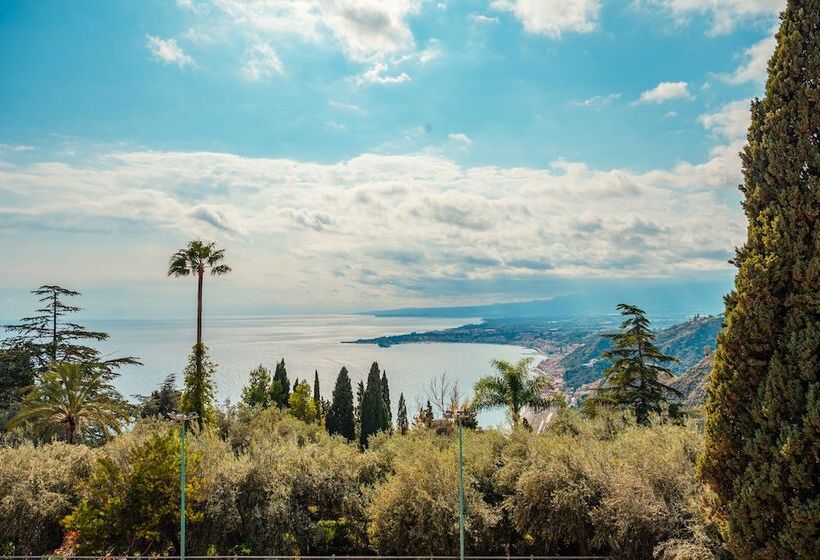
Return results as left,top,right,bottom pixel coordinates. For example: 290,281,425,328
9,363,131,444
359,362,391,448
586,304,682,425
698,1,820,558
473,357,559,425
326,366,355,441
180,344,217,430
396,393,409,434
137,374,182,419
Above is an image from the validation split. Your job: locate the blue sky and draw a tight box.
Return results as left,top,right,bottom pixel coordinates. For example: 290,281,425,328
0,0,784,318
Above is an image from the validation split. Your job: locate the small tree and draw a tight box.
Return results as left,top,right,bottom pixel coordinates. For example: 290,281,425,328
137,374,181,419
396,393,409,434
473,357,557,425
180,344,217,430
586,304,681,425
242,365,272,408
288,381,318,423
313,370,321,416
381,370,392,428
326,367,355,441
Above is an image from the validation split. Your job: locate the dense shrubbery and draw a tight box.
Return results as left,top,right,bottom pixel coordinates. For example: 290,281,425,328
0,407,726,558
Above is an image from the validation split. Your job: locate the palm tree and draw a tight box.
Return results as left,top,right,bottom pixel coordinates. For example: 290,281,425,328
168,240,231,350
473,357,560,426
9,362,131,444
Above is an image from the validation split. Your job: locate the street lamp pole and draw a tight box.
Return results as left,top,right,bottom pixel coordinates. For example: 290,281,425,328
169,412,198,560
457,414,465,560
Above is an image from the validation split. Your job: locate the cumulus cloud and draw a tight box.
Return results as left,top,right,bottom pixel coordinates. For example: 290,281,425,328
634,81,693,104
354,62,411,86
469,14,500,24
241,43,284,80
699,100,751,140
447,132,473,146
491,0,600,38
641,0,784,35
0,133,745,302
146,35,195,67
722,32,776,84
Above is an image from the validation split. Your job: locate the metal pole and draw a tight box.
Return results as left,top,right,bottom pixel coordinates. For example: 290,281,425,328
458,418,465,560
180,417,187,560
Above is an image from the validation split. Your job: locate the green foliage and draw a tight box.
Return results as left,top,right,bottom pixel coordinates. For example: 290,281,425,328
181,344,217,430
586,304,682,425
288,381,318,423
241,364,272,408
359,362,390,448
272,358,291,407
9,362,131,444
137,374,181,419
381,370,391,427
473,357,558,425
0,442,95,554
0,344,37,431
313,370,321,413
65,425,203,554
396,393,409,434
3,285,140,373
326,367,355,441
698,3,820,558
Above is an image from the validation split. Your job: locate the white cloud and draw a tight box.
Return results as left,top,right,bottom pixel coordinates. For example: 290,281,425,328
635,81,693,104
469,13,500,24
241,43,284,80
145,35,195,67
447,132,473,146
641,0,784,35
491,0,600,38
0,144,34,153
722,32,776,84
570,93,621,108
354,62,411,86
699,99,751,140
0,133,745,304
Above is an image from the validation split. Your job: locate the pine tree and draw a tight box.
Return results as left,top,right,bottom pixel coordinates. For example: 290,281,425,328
137,374,181,419
271,358,290,407
381,369,392,428
3,285,139,374
396,392,409,434
698,3,820,557
180,343,217,430
359,362,389,448
241,364,272,408
586,304,681,425
326,367,355,441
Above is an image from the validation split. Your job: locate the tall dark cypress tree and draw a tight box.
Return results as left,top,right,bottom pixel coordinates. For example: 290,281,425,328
326,367,355,441
271,358,290,407
381,369,392,427
396,392,409,435
354,380,365,442
313,370,321,412
698,3,820,558
359,362,389,448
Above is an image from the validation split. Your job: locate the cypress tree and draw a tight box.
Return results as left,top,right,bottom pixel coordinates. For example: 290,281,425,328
359,362,389,448
396,392,409,434
381,369,392,427
271,358,290,407
326,367,355,441
698,3,820,557
313,369,321,413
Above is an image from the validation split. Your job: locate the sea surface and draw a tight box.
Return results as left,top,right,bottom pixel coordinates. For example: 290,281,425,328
88,315,537,427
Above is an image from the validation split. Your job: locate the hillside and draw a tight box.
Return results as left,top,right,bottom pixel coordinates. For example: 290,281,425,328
562,315,723,390
669,351,714,408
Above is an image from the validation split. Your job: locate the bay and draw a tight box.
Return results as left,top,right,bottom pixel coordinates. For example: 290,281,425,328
89,315,538,427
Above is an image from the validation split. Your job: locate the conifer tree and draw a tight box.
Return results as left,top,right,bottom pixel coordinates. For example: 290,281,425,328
326,367,355,441
313,370,321,413
180,343,217,430
586,304,680,425
354,380,365,440
137,374,181,419
699,3,820,557
381,369,392,427
271,358,290,407
241,364,272,408
396,393,409,434
359,362,389,448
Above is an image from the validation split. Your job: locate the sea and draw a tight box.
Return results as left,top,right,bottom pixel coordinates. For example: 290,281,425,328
87,314,538,428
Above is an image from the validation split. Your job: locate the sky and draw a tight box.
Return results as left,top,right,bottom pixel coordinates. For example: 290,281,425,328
0,0,785,318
